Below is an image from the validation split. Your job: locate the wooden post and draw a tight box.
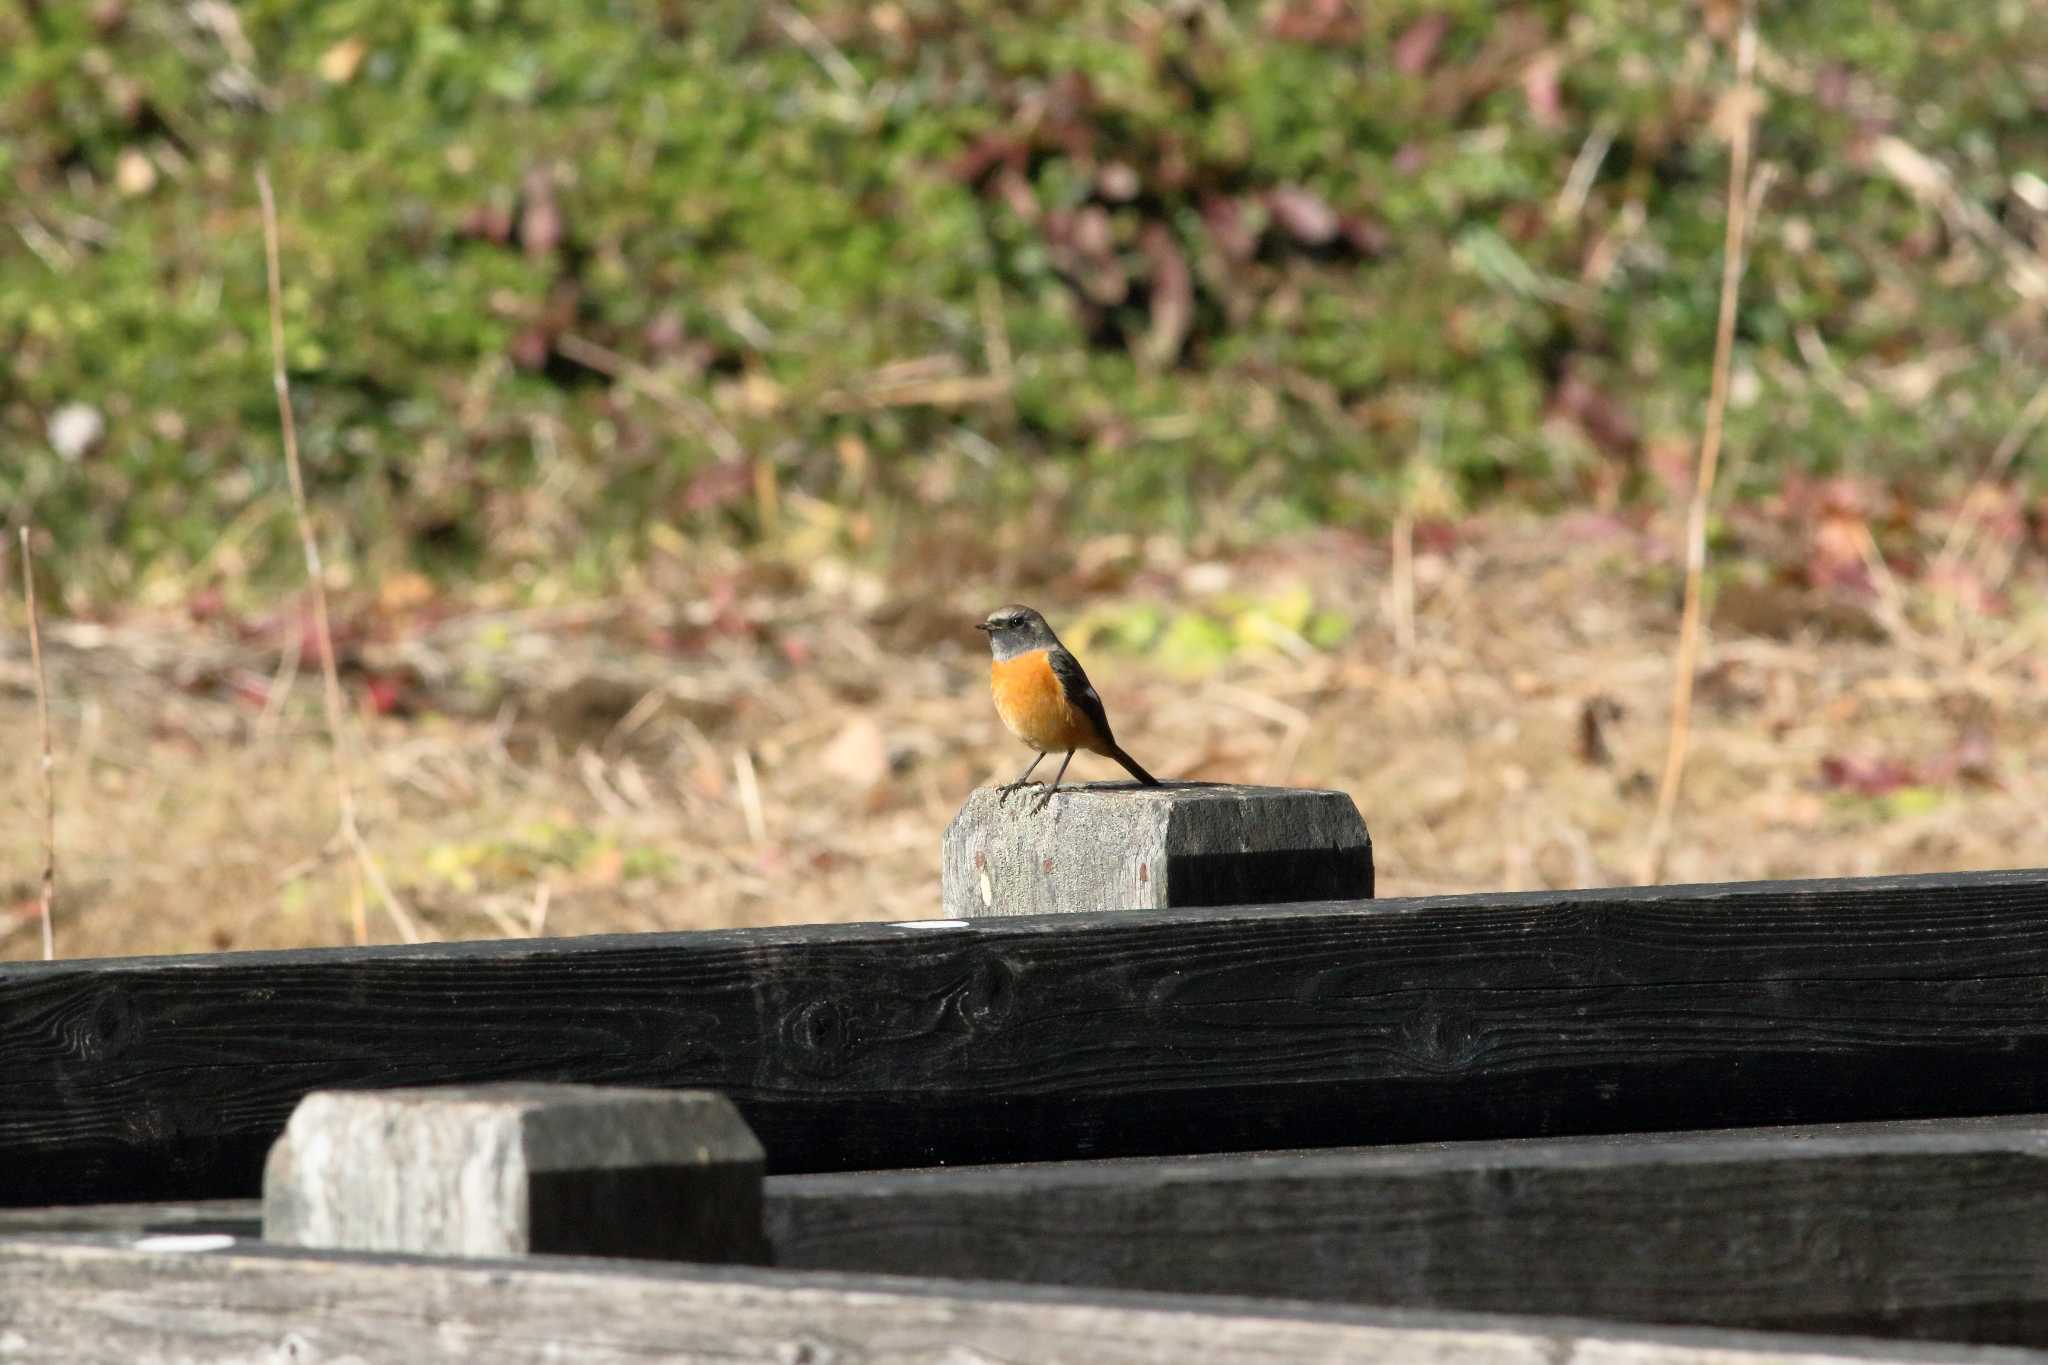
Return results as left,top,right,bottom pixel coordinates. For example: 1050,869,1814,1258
5,1231,2043,1365
941,781,1372,918
261,1084,767,1262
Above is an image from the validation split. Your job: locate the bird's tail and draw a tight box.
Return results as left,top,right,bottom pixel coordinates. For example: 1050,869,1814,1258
1107,745,1161,786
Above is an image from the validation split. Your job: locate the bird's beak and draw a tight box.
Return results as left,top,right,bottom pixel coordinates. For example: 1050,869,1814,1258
973,622,993,633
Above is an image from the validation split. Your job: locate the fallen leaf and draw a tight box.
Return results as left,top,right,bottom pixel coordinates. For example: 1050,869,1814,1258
1265,0,1361,45
1266,186,1339,245
1818,754,1920,797
1139,222,1192,367
1520,51,1566,130
114,147,156,196
519,167,562,261
820,714,890,788
1200,195,1258,263
1393,14,1450,76
319,36,368,84
1577,695,1623,766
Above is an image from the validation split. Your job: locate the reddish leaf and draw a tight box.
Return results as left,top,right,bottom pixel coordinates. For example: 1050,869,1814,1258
1339,213,1391,256
1071,204,1114,257
1577,695,1623,767
992,168,1039,221
226,670,271,710
642,308,686,354
1413,519,1461,555
1807,514,1871,593
458,201,514,244
1139,222,1192,366
519,167,562,261
1200,195,1258,263
361,673,409,716
185,585,227,624
1520,51,1567,131
1547,365,1640,460
1393,14,1450,76
683,459,755,513
1266,186,1339,245
508,327,551,371
950,132,1027,189
1096,162,1141,202
1818,754,1920,797
1266,0,1362,46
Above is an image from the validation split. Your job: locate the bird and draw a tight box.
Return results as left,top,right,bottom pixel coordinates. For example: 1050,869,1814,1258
975,604,1160,811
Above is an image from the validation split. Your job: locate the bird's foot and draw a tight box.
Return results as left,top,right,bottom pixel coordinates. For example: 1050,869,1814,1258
1031,786,1058,813
996,779,1041,807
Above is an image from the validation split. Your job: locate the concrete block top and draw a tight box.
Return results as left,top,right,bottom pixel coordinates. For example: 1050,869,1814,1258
942,780,1372,919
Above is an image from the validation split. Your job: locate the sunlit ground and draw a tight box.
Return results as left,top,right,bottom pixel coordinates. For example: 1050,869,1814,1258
5,510,2044,962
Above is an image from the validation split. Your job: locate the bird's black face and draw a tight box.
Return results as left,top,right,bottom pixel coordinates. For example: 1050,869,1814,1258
977,605,1056,659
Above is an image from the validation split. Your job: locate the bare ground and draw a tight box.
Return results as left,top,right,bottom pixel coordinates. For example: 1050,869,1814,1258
4,515,2044,962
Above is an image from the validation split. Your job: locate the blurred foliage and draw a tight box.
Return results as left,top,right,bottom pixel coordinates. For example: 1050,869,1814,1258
4,0,2048,598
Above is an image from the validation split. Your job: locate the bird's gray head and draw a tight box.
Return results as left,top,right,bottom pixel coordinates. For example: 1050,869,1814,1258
975,604,1059,660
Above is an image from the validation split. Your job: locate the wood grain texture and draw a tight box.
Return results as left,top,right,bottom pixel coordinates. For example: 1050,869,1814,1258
3,1233,2045,1365
20,1117,2048,1346
766,1115,2048,1345
10,869,2048,1204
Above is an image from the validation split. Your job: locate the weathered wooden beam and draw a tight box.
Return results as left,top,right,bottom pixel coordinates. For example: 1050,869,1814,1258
0,1201,259,1238
3,1232,2044,1365
9,869,2048,1204
17,1115,2048,1344
767,1114,2048,1345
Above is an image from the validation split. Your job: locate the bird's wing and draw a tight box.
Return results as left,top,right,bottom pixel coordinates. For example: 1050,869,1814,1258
1048,648,1115,748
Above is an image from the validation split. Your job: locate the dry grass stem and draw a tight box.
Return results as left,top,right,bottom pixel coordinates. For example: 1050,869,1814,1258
734,747,768,847
1642,4,1760,884
256,166,422,946
555,333,744,465
1934,377,2048,574
1389,510,1417,663
20,528,55,961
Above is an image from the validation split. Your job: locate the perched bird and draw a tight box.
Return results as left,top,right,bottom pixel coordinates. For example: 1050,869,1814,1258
975,604,1159,811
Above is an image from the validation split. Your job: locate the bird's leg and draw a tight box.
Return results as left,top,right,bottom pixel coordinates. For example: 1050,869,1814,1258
1032,750,1076,812
997,750,1047,805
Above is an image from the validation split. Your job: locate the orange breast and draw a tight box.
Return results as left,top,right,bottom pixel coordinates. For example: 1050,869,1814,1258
991,650,1094,753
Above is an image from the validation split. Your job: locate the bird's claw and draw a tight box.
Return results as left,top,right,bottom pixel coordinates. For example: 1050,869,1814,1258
996,780,1039,807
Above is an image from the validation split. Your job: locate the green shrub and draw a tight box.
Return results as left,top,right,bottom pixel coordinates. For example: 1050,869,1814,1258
3,1,2043,595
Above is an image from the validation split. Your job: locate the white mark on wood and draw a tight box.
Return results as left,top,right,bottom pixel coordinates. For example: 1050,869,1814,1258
133,1233,236,1253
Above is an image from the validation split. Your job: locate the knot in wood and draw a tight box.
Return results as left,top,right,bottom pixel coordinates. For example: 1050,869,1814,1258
782,997,857,1076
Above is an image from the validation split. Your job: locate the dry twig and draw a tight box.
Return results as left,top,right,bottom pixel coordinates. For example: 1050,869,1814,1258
1933,377,2048,576
20,528,55,961
256,167,422,945
1641,4,1760,884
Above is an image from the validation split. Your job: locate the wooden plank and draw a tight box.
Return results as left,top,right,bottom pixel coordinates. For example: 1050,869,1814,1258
3,1232,2044,1365
17,1117,2048,1344
10,869,2048,1204
0,1201,258,1238
766,1115,2048,1345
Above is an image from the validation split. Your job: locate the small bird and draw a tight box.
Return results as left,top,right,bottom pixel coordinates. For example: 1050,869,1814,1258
976,604,1160,811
